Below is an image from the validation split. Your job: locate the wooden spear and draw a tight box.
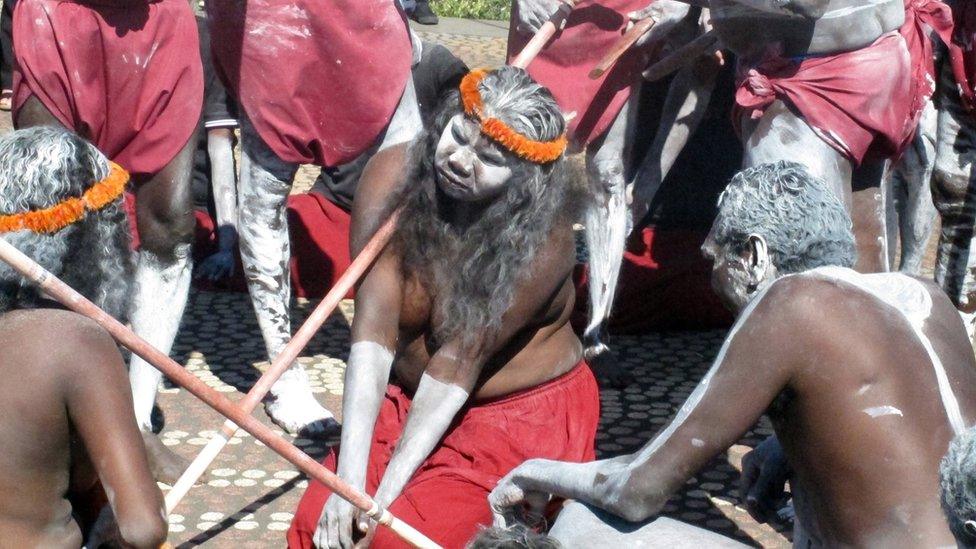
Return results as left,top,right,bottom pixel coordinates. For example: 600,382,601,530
0,236,440,549
510,0,575,69
589,17,657,79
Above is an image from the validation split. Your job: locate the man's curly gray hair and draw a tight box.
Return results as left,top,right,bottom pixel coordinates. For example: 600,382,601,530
941,426,976,548
0,126,132,320
713,161,856,273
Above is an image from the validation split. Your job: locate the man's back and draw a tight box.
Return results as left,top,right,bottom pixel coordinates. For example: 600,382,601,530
773,268,976,547
0,308,165,548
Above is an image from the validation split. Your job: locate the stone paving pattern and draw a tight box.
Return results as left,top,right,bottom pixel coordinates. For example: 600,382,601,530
0,18,941,549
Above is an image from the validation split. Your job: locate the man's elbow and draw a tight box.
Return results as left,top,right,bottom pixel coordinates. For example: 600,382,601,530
118,513,168,548
605,483,669,523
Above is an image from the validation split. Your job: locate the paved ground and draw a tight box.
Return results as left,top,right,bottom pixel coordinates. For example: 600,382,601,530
2,16,943,549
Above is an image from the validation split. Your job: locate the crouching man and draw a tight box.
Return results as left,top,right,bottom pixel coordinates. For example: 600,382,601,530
287,67,600,548
0,128,166,547
490,161,976,548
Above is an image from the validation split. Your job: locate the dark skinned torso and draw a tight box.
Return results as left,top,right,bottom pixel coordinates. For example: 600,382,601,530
768,277,975,547
711,0,905,57
0,308,164,549
388,217,582,401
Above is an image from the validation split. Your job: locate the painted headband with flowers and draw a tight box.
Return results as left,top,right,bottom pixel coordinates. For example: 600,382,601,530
459,68,568,164
0,161,129,234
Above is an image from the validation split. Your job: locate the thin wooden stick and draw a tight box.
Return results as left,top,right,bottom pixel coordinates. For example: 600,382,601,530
164,210,401,513
589,18,656,79
642,30,719,82
0,236,439,549
510,1,575,69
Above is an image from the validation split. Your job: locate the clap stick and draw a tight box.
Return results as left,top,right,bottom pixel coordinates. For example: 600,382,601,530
0,237,439,549
510,0,575,69
642,30,719,81
589,17,656,79
165,211,401,512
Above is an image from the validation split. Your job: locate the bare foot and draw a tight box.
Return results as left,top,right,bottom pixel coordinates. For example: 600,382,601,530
265,386,340,439
141,431,191,486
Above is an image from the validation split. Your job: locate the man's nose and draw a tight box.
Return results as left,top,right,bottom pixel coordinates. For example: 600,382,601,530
449,149,473,177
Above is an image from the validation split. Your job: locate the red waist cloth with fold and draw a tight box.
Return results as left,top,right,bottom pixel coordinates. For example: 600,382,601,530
12,0,203,176
207,0,412,166
954,1,976,111
507,0,649,147
733,32,914,165
287,361,600,549
902,0,976,124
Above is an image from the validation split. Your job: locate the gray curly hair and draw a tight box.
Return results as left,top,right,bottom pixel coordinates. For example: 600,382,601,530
712,161,856,273
941,426,976,547
0,126,132,320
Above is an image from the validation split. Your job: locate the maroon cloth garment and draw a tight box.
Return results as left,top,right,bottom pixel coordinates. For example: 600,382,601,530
733,32,914,165
207,0,412,166
13,0,203,175
507,0,650,147
953,0,976,111
573,227,733,333
902,0,975,127
287,362,600,549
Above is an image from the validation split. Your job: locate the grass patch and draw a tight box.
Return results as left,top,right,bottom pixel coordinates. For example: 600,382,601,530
431,0,510,20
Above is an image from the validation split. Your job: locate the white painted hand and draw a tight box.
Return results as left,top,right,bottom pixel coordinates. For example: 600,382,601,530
515,0,567,33
313,494,362,549
629,0,695,47
488,461,552,528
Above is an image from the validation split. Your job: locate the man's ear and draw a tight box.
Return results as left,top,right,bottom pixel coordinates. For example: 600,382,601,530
746,233,770,288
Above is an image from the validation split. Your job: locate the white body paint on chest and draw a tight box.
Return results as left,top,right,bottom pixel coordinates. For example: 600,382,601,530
807,266,966,435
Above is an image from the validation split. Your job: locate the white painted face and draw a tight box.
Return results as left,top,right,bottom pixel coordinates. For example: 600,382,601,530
701,223,767,313
434,114,515,202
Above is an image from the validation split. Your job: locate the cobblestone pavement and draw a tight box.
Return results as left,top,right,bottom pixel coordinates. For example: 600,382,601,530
0,21,943,549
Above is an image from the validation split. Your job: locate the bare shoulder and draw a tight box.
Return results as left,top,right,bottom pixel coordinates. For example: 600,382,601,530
0,309,120,374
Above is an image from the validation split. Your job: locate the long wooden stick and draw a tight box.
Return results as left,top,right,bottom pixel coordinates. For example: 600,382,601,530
0,236,439,549
589,17,656,79
164,210,401,512
510,1,575,69
642,30,719,82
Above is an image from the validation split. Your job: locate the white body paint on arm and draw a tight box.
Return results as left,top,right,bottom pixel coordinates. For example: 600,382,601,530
372,372,470,507
336,341,396,488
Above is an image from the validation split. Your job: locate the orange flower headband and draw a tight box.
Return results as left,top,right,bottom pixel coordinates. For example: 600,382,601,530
459,69,567,164
0,161,129,234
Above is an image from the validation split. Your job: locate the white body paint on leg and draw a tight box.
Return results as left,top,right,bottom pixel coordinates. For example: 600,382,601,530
887,100,937,274
807,266,966,435
129,245,193,430
237,114,335,434
583,92,639,350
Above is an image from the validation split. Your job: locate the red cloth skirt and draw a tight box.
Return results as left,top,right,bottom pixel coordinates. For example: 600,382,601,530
287,361,600,549
13,0,203,176
207,0,412,166
507,0,649,147
902,0,976,127
733,31,914,165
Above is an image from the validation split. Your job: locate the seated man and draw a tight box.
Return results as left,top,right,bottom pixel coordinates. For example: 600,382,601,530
490,161,976,547
0,127,166,547
287,67,600,548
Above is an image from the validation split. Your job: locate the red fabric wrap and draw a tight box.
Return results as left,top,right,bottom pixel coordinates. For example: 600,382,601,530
902,0,976,122
733,32,914,165
287,361,600,548
12,0,203,176
953,1,976,111
207,0,412,166
507,0,649,147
